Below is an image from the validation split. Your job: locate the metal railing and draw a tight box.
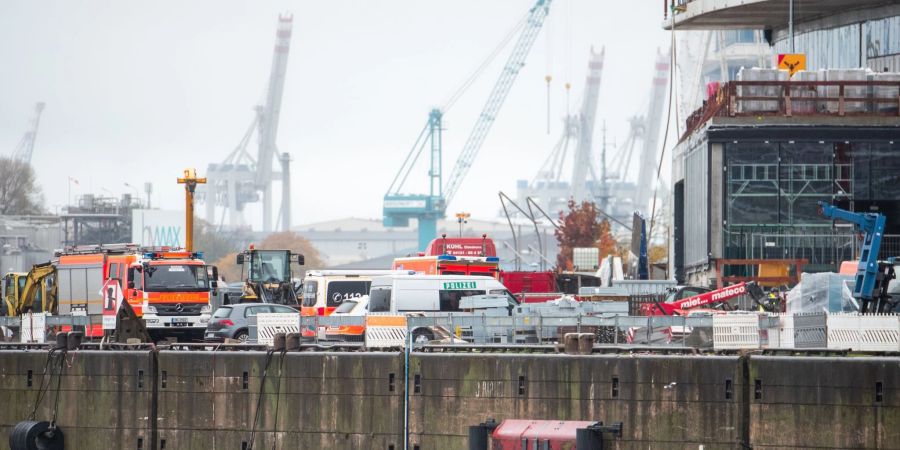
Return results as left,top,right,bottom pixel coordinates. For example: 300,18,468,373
683,80,900,140
300,313,718,348
725,228,900,271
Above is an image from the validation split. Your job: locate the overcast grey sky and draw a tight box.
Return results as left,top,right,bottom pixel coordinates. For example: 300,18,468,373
0,0,670,228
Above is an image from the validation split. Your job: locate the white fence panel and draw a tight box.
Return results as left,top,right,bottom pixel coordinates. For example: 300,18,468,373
364,315,407,348
713,314,760,350
827,313,900,351
256,313,300,346
20,313,46,344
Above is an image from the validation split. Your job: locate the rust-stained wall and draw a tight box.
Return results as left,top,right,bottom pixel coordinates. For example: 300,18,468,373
155,351,404,449
749,356,900,449
0,350,155,449
0,350,896,449
407,354,746,449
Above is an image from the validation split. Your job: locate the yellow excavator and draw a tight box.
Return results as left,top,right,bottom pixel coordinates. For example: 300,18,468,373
3,262,56,317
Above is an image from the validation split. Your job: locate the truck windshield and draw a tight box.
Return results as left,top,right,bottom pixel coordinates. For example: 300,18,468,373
144,265,209,292
250,250,291,283
369,287,391,312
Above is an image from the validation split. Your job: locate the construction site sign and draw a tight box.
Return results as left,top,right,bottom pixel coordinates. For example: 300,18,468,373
100,279,123,330
777,53,806,77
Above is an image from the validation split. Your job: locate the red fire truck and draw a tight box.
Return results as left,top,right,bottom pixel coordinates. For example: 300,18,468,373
56,244,216,340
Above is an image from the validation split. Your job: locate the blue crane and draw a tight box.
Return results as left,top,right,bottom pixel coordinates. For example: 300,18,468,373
818,201,896,312
383,0,552,251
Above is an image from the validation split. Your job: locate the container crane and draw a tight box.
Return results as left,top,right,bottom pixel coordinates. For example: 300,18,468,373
201,14,294,232
12,102,45,165
517,48,605,214
384,0,552,251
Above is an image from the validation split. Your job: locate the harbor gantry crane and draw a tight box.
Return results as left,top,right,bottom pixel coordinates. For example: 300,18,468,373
383,0,553,251
12,102,45,165
517,48,606,214
201,14,294,232
589,48,670,218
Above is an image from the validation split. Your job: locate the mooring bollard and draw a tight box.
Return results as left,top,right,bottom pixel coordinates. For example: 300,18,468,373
66,331,83,350
286,333,301,351
273,333,286,352
564,333,579,355
578,333,595,355
54,332,68,350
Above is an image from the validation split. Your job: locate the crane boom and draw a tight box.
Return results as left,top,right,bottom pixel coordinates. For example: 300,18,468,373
818,201,887,309
13,102,45,165
384,0,551,251
443,0,552,205
570,47,605,202
634,49,671,213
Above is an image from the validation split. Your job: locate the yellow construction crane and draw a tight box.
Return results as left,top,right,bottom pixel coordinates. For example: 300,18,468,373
177,168,206,252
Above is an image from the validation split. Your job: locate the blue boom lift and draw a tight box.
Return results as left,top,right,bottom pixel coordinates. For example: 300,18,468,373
818,201,897,313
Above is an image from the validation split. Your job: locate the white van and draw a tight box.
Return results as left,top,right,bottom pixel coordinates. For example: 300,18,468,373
368,274,518,313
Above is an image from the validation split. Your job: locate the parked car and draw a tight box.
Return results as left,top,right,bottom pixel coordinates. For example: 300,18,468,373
323,295,369,341
204,303,297,342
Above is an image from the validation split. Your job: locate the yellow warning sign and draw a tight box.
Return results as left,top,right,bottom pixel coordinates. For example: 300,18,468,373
778,53,806,77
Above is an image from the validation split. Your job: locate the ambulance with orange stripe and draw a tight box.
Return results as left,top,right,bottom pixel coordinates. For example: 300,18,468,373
56,244,216,340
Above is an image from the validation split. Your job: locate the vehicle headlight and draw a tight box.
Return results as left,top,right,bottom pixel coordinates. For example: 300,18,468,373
200,305,211,314
144,305,157,314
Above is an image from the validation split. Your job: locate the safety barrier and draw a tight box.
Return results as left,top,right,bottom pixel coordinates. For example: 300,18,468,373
765,314,795,349
794,313,828,348
255,312,300,346
713,314,760,350
826,313,900,352
364,315,407,348
19,313,47,344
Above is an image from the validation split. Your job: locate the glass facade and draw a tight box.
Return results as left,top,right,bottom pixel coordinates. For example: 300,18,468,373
724,141,900,270
774,15,900,70
726,141,900,226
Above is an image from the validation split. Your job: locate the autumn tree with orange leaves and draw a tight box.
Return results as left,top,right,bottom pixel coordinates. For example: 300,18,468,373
554,200,618,271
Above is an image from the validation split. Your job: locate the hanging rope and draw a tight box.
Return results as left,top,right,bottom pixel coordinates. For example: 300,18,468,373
246,349,275,450
648,6,679,242
269,350,286,450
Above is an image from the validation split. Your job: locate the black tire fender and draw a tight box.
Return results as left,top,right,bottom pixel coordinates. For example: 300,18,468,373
10,420,63,450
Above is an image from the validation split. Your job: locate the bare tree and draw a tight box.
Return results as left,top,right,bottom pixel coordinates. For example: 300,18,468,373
0,157,44,215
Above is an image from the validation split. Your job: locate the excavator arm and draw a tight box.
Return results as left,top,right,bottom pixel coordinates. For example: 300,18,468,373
14,262,55,316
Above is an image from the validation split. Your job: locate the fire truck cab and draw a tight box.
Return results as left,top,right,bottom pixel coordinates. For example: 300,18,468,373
56,244,216,340
130,249,216,340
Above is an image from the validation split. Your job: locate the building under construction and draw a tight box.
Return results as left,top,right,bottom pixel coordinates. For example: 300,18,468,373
667,0,900,286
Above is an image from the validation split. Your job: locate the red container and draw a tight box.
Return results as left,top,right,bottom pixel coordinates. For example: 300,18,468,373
491,420,598,449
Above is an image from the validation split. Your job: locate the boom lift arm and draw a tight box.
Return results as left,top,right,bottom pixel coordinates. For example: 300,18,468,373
642,282,764,316
818,201,892,312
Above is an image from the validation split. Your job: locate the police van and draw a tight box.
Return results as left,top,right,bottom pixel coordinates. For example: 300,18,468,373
368,274,518,314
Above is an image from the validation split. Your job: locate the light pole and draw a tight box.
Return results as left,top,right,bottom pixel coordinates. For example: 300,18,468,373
455,212,470,238
124,182,141,207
